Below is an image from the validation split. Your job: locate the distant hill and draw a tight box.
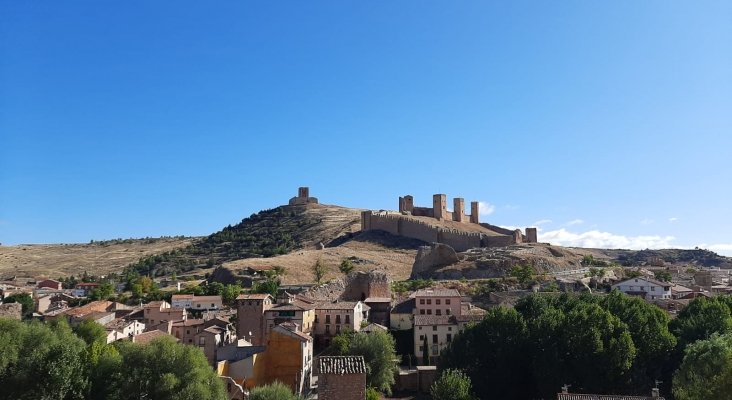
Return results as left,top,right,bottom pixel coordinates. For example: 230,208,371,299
0,237,196,279
126,203,365,277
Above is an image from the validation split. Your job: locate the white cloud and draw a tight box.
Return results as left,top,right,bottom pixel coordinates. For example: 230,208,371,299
533,219,553,226
640,218,654,225
695,244,732,257
669,217,679,223
566,219,584,226
478,201,495,216
503,204,520,211
539,228,676,250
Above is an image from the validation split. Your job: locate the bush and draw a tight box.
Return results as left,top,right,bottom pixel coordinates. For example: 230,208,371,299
248,381,297,400
431,369,474,400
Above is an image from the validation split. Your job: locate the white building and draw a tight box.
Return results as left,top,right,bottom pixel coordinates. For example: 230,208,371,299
171,294,194,309
192,295,223,310
611,277,672,301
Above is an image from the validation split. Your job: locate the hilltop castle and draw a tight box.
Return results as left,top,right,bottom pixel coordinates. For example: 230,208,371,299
398,194,480,223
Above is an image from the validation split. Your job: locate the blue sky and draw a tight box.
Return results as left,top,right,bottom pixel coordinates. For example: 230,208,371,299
1,1,731,254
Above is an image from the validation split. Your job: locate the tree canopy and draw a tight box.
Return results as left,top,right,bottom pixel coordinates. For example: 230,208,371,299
430,368,475,400
331,330,398,395
673,333,732,400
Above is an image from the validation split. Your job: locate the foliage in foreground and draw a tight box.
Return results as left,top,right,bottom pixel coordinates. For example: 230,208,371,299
330,330,398,395
0,318,226,400
672,333,732,400
430,368,474,400
248,381,298,400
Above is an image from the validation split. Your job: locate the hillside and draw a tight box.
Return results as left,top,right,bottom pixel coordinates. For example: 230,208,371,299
0,237,197,279
126,203,365,277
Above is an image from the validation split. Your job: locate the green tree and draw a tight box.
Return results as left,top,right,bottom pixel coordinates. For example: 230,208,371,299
222,284,242,305
0,318,89,399
252,278,279,298
345,330,398,395
509,264,535,285
2,292,34,318
248,381,297,400
111,336,226,400
654,270,673,282
204,282,225,296
90,282,115,300
422,335,430,366
312,258,326,284
73,319,108,346
430,369,475,400
671,296,732,348
339,259,354,275
673,333,732,400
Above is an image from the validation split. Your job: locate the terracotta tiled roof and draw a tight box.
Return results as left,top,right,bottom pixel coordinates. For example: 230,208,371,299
318,356,367,375
412,288,461,298
236,293,272,300
171,294,194,300
172,319,204,327
414,315,455,326
63,301,113,317
192,295,222,302
557,394,664,400
316,300,362,310
273,323,312,342
392,298,416,314
132,330,176,345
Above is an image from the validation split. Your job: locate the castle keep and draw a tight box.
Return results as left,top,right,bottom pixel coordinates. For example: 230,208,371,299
289,187,319,206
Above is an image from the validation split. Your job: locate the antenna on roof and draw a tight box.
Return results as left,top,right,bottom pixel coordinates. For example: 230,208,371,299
655,380,663,388
561,384,571,394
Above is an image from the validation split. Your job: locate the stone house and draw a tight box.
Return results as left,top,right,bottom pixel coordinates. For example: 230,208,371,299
105,319,145,343
263,294,316,339
413,288,462,317
170,294,194,309
191,295,223,311
171,319,206,345
216,342,268,391
414,315,457,365
611,277,672,301
317,356,366,400
264,323,314,395
236,293,274,346
390,298,415,331
73,282,100,297
313,300,368,346
143,300,187,327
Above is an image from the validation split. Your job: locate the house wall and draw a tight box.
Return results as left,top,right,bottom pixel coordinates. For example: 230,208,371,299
414,296,461,317
236,298,272,346
192,297,223,310
612,278,672,300
319,373,366,400
264,330,310,394
264,309,315,338
313,305,364,345
171,298,192,309
390,313,413,331
414,323,457,365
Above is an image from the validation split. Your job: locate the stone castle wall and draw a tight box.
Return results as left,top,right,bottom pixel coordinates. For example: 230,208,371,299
361,211,519,251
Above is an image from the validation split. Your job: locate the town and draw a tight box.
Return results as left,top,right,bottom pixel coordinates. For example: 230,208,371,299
2,188,731,400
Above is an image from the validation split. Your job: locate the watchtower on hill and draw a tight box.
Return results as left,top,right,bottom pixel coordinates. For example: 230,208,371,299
289,187,319,206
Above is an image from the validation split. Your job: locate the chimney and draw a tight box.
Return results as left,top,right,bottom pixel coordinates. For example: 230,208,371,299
651,388,660,398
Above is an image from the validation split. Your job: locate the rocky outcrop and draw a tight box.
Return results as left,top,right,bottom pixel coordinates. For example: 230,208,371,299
0,303,22,320
411,243,460,279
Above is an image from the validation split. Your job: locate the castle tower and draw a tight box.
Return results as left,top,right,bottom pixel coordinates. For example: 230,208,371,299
433,194,447,220
399,195,414,213
525,228,538,243
470,201,479,223
298,187,310,198
453,198,465,222
236,294,273,346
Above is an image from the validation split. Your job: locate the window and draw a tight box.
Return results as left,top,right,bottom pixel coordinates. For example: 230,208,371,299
447,334,452,343
448,327,452,331
419,345,424,351
640,286,645,291
198,337,205,346
326,325,330,334
433,334,438,343
445,299,450,305
345,315,350,324
420,299,425,305
419,335,424,340
436,299,441,305
279,311,295,317
211,303,215,308
436,309,441,316
433,326,437,331
427,299,432,305
432,345,439,355
336,325,341,334
326,315,331,324
651,287,655,291
446,309,451,315
315,315,319,323
336,315,341,324
420,309,425,315
186,330,190,335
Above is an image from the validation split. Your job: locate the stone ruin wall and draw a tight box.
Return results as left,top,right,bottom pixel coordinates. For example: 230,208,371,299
303,271,391,302
361,211,521,251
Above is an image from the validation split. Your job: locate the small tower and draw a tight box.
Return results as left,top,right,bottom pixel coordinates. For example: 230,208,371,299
433,194,447,220
470,201,480,223
453,198,465,222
